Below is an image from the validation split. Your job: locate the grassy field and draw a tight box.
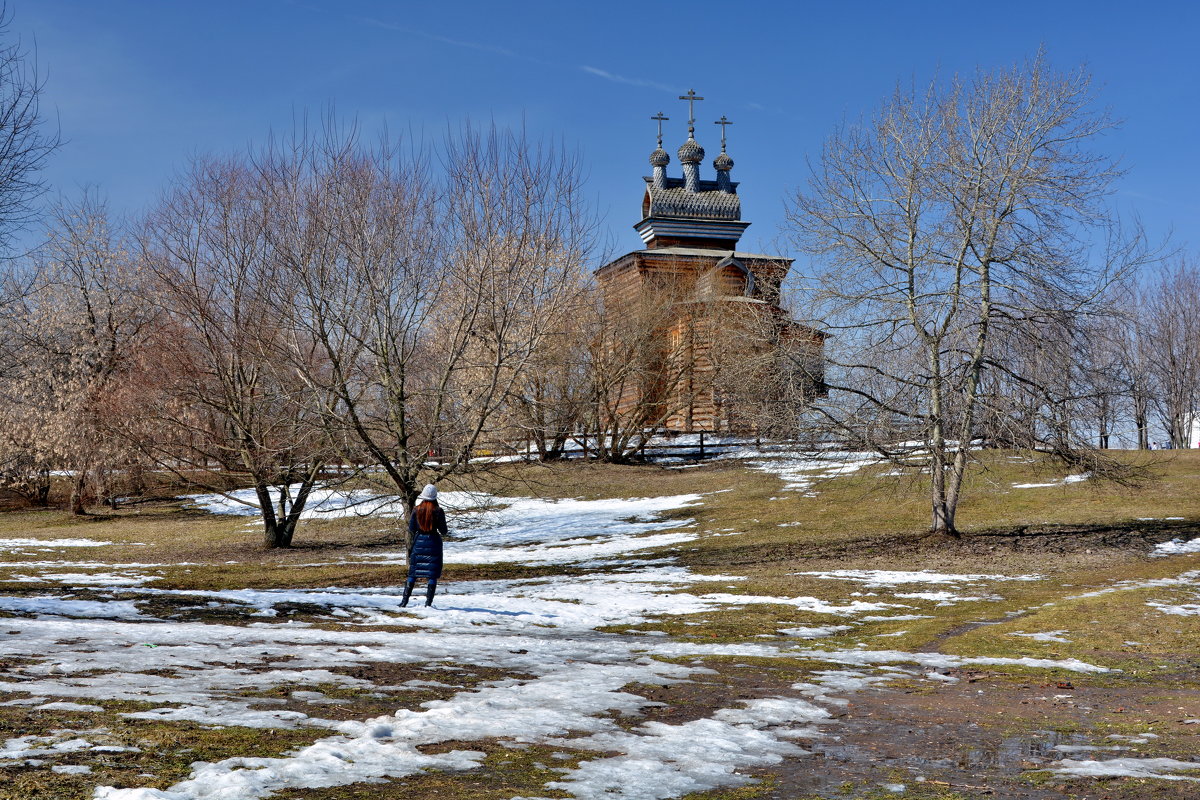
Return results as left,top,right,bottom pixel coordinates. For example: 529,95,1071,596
1,450,1198,799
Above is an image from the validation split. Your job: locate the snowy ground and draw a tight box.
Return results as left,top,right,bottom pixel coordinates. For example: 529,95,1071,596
1,472,1199,797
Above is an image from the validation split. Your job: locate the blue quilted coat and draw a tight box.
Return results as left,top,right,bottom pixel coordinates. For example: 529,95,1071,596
407,503,446,581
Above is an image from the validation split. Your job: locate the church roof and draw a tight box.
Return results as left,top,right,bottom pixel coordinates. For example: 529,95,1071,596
634,245,792,262
643,176,740,221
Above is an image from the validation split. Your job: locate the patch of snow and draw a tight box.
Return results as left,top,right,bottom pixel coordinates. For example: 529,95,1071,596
779,625,852,639
0,538,116,552
441,494,703,565
1011,630,1072,643
53,763,93,774
1071,571,1200,598
1053,744,1125,752
35,702,105,712
1147,601,1200,616
1152,537,1200,557
266,492,707,568
797,569,1040,586
791,670,895,704
736,451,879,493
924,672,959,683
893,591,990,604
14,572,158,587
539,697,829,799
1047,756,1200,781
794,648,1113,674
1012,473,1090,489
94,658,765,800
0,596,146,620
697,593,900,616
0,733,95,761
112,568,749,632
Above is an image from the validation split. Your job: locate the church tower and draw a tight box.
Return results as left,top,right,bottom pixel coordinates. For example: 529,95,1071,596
594,91,823,434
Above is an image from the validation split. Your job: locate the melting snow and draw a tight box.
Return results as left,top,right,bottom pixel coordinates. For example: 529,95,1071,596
1152,537,1200,557
793,648,1113,674
1147,601,1200,616
1011,630,1072,643
738,452,879,493
0,538,116,552
0,478,1182,799
796,569,1041,586
1011,473,1090,489
1047,756,1200,781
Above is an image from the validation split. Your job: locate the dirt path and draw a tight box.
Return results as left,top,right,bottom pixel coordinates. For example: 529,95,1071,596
746,667,1200,799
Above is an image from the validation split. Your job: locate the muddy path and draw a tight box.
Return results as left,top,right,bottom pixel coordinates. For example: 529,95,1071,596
754,669,1200,799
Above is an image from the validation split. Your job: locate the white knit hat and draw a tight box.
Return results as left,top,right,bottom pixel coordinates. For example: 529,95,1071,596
417,483,438,502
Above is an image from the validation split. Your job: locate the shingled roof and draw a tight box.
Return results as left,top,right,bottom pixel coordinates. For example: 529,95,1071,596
643,176,741,221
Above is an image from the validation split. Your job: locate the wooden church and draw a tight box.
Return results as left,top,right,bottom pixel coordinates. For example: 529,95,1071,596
594,91,824,434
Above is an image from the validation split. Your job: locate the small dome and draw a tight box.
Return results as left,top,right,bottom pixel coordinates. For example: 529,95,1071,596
677,137,705,164
713,152,734,171
649,147,670,167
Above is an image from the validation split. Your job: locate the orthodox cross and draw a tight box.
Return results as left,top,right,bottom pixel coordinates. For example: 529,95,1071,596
650,111,669,147
678,89,704,137
713,115,733,152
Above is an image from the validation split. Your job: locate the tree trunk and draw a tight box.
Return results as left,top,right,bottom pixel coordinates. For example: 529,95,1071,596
262,519,294,549
1135,397,1149,450
33,471,51,507
256,484,285,548
402,489,419,556
931,497,958,537
69,471,88,516
1098,397,1110,449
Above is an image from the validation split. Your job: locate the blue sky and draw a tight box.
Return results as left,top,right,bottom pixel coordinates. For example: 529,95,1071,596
16,0,1200,262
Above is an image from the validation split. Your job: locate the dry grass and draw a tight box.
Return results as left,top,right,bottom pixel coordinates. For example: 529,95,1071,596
2,450,1199,798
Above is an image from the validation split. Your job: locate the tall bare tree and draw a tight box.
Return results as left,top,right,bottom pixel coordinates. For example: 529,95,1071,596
0,194,152,512
265,122,596,518
138,157,332,547
1142,259,1200,449
502,288,593,460
583,286,682,461
0,6,58,254
788,52,1151,536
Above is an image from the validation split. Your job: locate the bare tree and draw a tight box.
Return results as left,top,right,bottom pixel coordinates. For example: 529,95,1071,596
264,122,597,524
1142,259,1200,449
584,287,676,461
502,288,593,460
0,6,58,254
708,303,826,440
0,5,62,504
1118,284,1156,450
138,157,333,547
1074,299,1136,450
0,194,152,512
788,52,1152,536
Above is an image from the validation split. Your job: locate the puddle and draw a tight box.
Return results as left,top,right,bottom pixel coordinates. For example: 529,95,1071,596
761,684,1108,799
961,729,1090,769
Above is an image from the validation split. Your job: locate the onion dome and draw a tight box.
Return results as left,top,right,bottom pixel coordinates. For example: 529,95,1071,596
677,137,705,164
713,151,734,171
649,147,670,167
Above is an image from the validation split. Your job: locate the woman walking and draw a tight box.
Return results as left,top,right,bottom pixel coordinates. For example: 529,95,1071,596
402,483,446,607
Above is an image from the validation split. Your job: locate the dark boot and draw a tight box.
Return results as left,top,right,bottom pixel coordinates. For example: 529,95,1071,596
400,578,415,607
425,580,437,607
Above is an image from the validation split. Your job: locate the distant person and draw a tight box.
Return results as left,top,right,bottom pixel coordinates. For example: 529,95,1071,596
402,484,447,607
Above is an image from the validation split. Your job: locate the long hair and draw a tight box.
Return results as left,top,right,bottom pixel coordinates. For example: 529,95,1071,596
415,500,438,533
